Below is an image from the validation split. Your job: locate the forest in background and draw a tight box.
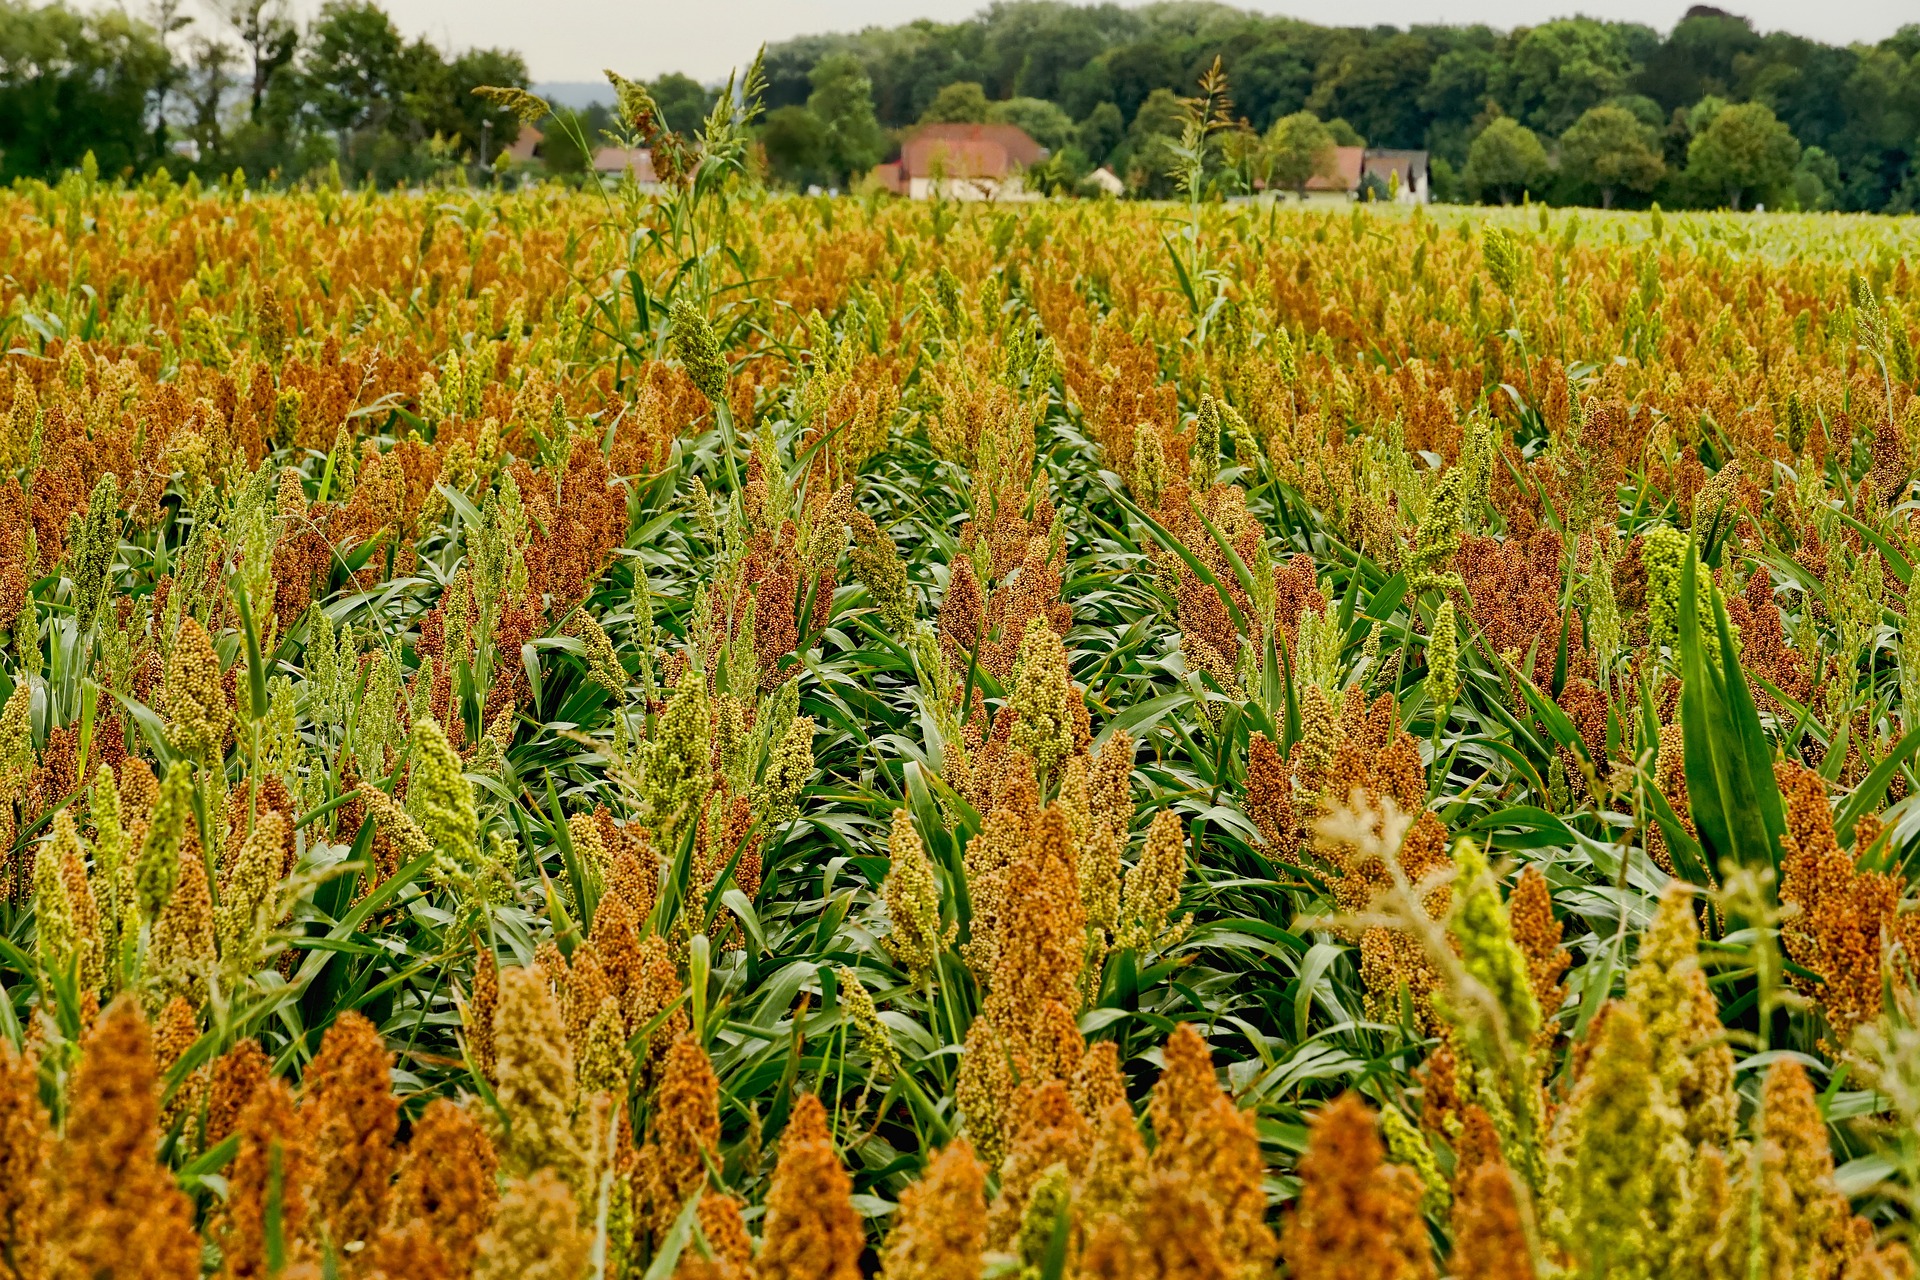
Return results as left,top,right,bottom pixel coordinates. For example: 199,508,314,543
2,0,1919,209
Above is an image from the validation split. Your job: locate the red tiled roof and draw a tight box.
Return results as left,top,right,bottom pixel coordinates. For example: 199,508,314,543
1304,146,1364,192
592,146,657,181
900,123,1046,180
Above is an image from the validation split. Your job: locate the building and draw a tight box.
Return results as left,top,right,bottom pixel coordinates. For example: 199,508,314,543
592,147,661,189
1291,146,1430,204
873,123,1047,200
1362,149,1430,204
505,125,542,165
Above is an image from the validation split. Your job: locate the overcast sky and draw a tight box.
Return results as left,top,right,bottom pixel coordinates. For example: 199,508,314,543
270,0,1914,83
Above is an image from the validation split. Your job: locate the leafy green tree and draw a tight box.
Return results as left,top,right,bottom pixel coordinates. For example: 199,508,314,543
1325,116,1364,147
1264,110,1338,197
808,53,883,185
1559,103,1663,207
1686,99,1798,210
650,72,716,135
1462,115,1549,204
760,103,828,188
1792,145,1840,211
919,80,990,124
1075,101,1123,166
1117,86,1183,196
988,96,1072,150
0,1,173,182
299,0,404,136
215,0,297,120
1633,9,1762,113
1492,19,1636,136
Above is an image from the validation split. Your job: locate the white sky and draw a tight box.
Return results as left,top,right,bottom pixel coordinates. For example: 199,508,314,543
258,0,1913,83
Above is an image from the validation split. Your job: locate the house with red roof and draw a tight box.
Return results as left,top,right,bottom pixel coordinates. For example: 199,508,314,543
872,122,1048,200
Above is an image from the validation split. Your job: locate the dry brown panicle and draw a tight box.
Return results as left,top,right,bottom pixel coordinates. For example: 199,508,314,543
299,1010,400,1252
758,1093,863,1280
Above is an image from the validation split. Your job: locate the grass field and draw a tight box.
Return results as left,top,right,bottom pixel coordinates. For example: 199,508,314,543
4,155,1920,1279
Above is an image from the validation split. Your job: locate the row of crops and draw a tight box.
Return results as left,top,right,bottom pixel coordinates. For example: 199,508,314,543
3,148,1920,1279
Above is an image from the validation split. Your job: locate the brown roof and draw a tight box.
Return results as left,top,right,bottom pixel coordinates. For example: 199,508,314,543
592,147,657,181
900,123,1047,180
1304,145,1364,192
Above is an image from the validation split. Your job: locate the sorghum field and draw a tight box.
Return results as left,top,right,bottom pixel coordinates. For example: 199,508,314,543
7,98,1920,1280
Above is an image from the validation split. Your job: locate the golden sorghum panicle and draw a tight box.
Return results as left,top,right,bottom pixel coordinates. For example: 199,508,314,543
1508,867,1569,1040
217,1077,311,1280
1446,837,1540,1047
882,808,950,988
473,1171,590,1280
408,718,478,876
1449,1159,1537,1280
491,965,585,1189
1624,884,1736,1149
641,1035,720,1240
1279,1091,1435,1280
134,765,193,923
1542,1001,1688,1280
47,996,201,1280
55,811,105,993
881,1139,987,1280
205,1038,270,1146
1717,1059,1870,1280
1482,224,1521,294
1146,1023,1276,1278
153,995,204,1133
758,715,816,829
985,802,1085,1064
836,964,902,1087
1115,807,1189,953
1640,523,1689,655
1006,617,1075,782
32,812,80,987
0,1039,50,1280
300,1011,400,1251
575,995,628,1098
669,298,729,403
1426,600,1460,712
955,1019,1017,1169
150,849,216,1006
846,508,916,635
1245,730,1296,853
388,1098,500,1276
759,1093,863,1280
165,617,227,764
640,661,712,834
216,810,287,986
466,943,500,1080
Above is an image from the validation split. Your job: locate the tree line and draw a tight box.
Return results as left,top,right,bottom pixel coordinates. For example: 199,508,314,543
0,0,529,187
3,0,1917,211
755,1,1920,211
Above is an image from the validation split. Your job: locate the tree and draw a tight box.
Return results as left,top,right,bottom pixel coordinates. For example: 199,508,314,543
760,103,828,188
1559,103,1663,207
300,0,403,136
1462,116,1549,204
988,96,1072,150
1686,99,1798,209
920,79,990,124
1264,110,1339,197
1075,101,1123,166
1117,86,1183,196
807,53,883,185
1792,145,1839,211
1492,18,1637,136
650,72,715,135
217,0,297,120
0,1,173,181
